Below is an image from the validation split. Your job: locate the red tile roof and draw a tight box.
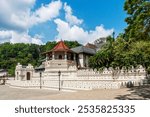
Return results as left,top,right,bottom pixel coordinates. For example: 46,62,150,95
51,40,70,52
42,40,74,55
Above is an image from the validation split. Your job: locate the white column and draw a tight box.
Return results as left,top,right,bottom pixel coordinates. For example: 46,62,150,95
65,52,67,60
52,52,55,60
74,53,76,61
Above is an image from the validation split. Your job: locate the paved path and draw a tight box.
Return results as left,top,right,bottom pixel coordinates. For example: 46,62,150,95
0,85,61,100
0,85,150,100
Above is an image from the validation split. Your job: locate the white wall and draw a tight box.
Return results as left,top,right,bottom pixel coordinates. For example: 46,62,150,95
15,64,34,81
11,65,146,90
78,54,84,67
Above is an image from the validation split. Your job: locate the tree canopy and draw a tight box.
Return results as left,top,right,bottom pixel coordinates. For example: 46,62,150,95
124,0,150,41
89,0,150,73
0,41,81,76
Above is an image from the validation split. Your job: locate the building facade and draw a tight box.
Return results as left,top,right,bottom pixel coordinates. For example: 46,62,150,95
6,41,147,90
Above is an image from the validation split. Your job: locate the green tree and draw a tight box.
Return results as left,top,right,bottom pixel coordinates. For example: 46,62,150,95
124,0,150,41
89,0,150,73
89,36,115,69
0,40,82,76
64,40,81,48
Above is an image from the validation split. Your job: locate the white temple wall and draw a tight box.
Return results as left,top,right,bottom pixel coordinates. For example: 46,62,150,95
78,54,89,68
15,63,34,81
32,72,41,79
85,55,89,67
78,54,84,67
54,52,65,59
13,63,146,90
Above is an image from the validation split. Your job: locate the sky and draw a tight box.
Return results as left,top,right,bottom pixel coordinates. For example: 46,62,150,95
0,0,127,45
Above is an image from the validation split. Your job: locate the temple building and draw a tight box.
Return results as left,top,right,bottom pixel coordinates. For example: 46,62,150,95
15,40,96,81
10,40,146,90
44,40,76,61
71,46,96,68
42,40,96,70
42,40,77,71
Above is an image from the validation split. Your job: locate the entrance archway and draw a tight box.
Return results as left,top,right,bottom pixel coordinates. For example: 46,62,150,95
59,55,62,59
27,72,30,80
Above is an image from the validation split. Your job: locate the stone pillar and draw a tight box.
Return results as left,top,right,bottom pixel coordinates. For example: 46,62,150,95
74,53,76,61
65,52,67,60
52,52,55,60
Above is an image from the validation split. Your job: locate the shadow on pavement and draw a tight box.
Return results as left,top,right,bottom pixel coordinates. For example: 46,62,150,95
115,85,150,100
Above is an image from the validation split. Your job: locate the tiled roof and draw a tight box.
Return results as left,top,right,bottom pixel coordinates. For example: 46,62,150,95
51,40,71,52
85,43,97,49
42,40,74,55
71,46,96,55
35,64,45,70
0,69,7,72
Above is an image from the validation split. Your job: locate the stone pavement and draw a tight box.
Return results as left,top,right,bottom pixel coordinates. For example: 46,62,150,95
0,85,61,100
0,85,150,100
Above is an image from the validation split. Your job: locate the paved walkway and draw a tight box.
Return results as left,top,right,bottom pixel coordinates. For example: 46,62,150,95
0,85,61,100
0,85,150,100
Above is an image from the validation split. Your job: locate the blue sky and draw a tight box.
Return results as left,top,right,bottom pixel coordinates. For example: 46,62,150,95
0,0,127,44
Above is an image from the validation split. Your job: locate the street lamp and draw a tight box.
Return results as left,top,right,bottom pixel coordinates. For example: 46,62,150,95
58,70,61,91
40,72,42,89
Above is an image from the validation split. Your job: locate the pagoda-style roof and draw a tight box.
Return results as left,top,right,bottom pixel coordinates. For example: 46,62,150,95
51,40,70,52
42,40,74,55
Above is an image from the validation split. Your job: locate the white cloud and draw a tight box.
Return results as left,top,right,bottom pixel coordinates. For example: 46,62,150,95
64,3,83,26
0,0,35,31
0,0,62,44
54,19,114,44
0,0,62,31
11,31,43,45
0,0,114,45
0,30,12,43
0,30,43,45
32,0,62,24
55,3,113,44
31,34,44,45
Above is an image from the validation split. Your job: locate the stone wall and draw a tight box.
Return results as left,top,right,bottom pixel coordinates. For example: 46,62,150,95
10,64,147,90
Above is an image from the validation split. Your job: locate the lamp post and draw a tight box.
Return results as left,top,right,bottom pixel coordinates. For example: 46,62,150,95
58,70,61,91
40,72,42,89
